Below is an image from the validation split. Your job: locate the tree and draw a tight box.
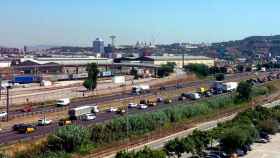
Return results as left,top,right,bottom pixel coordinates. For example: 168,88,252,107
220,127,248,153
157,62,176,78
236,81,252,101
215,73,225,81
184,64,209,78
236,65,244,72
83,63,99,91
190,130,211,156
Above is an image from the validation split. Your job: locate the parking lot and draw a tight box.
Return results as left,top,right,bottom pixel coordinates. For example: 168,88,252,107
244,133,280,158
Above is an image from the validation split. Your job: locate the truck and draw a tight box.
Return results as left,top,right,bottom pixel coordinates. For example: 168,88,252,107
68,105,98,119
132,85,150,94
112,76,125,84
222,82,238,92
56,98,71,106
40,80,52,86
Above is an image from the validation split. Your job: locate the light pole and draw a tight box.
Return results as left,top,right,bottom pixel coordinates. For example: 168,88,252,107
6,86,11,122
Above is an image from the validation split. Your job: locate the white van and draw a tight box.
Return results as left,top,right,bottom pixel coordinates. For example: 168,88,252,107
56,98,71,106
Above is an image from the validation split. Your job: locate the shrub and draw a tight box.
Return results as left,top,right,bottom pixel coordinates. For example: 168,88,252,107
48,125,91,152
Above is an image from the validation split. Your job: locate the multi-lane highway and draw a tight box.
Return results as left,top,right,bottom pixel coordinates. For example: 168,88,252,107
0,71,273,145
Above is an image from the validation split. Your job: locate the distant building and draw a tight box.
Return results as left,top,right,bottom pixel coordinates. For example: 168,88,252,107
114,55,215,68
92,38,105,54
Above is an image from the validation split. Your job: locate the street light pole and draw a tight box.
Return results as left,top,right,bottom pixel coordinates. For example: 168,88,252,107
6,86,11,122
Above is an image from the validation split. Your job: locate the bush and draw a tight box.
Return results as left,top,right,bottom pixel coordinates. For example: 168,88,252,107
48,125,91,152
116,147,166,158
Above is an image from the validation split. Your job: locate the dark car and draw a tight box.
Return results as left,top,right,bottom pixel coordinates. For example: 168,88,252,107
178,96,187,101
235,149,246,157
176,84,183,88
205,91,213,97
159,86,167,90
13,124,36,134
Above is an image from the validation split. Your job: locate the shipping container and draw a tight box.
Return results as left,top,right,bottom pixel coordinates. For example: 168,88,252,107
13,76,34,84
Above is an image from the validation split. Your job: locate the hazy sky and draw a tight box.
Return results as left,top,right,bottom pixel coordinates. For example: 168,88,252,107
0,0,279,47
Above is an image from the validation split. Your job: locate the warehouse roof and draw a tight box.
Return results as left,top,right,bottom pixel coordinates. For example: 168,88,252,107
145,55,212,61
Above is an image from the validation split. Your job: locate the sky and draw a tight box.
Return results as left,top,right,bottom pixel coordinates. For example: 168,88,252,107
0,0,280,47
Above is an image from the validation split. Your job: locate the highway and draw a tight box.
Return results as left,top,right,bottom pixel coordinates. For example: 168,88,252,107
0,72,273,145
7,72,263,118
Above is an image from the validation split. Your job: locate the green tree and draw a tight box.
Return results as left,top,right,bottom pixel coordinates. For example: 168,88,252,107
184,64,209,78
215,73,225,81
220,127,248,153
83,63,99,91
236,81,252,101
157,62,176,78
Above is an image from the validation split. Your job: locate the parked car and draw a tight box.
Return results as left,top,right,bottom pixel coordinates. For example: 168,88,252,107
256,138,269,143
176,83,183,88
128,103,138,108
82,113,96,121
38,118,52,126
235,149,246,157
139,104,148,109
0,111,7,119
159,86,167,90
204,91,213,97
107,107,118,112
147,101,157,107
58,119,72,126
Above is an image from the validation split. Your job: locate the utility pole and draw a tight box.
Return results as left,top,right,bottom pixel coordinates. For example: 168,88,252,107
6,86,10,122
0,75,2,101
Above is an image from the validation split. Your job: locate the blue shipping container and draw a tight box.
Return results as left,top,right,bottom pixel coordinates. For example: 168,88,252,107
14,76,34,84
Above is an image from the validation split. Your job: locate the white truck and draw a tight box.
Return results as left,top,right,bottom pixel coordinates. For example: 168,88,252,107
68,105,98,119
132,85,150,94
56,98,71,106
222,82,238,92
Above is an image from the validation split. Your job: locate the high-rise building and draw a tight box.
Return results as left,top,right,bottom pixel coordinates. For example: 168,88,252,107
92,38,105,54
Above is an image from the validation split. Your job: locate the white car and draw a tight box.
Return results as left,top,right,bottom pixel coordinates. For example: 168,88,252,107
139,104,148,109
82,113,96,121
38,118,52,126
128,103,138,108
0,111,7,118
107,107,118,112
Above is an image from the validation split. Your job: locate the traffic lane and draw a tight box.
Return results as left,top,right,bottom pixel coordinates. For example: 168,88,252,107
6,71,261,116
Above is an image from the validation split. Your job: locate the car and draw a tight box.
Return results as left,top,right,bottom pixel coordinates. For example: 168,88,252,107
107,107,118,112
38,118,52,126
205,154,221,158
256,138,269,143
205,91,213,97
128,103,138,108
116,108,126,115
139,104,148,109
235,149,246,157
164,99,172,104
82,113,96,121
209,151,227,158
13,124,36,134
156,97,164,103
159,86,167,90
59,119,72,126
140,99,148,105
147,101,157,107
176,84,183,88
0,111,7,118
21,106,32,112
178,96,187,101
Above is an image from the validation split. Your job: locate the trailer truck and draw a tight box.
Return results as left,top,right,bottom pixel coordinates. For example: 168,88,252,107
132,85,150,94
68,105,98,119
